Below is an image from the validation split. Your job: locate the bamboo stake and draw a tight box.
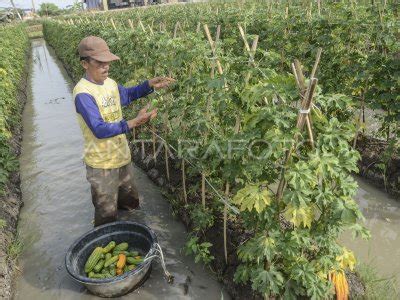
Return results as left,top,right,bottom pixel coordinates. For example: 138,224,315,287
238,24,259,84
293,59,317,146
353,107,363,149
201,173,206,208
234,114,241,133
276,78,318,200
305,117,314,148
292,63,301,108
138,20,146,32
238,24,251,53
215,25,221,45
128,19,134,30
160,22,166,32
224,182,230,264
148,24,154,35
165,142,170,181
173,21,180,38
203,24,224,75
249,36,259,64
110,18,117,30
310,48,322,79
317,0,321,16
362,92,366,134
152,125,157,162
224,102,242,265
141,140,145,160
100,20,106,29
182,159,187,204
293,62,314,147
209,25,221,77
210,25,221,77
294,59,306,94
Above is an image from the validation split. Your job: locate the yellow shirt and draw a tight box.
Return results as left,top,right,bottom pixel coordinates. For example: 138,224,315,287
73,77,131,169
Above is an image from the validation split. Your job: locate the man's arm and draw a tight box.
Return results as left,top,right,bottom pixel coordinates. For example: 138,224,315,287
75,93,129,139
118,81,154,107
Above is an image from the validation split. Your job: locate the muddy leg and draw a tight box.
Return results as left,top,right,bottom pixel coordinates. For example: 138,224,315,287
86,165,119,226
118,163,140,210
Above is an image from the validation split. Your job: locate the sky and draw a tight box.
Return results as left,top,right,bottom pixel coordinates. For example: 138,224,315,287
0,0,76,9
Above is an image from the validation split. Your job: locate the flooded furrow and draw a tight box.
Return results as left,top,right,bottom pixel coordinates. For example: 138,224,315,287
15,38,228,300
342,176,400,290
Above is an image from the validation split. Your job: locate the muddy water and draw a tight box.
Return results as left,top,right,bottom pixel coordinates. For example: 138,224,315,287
342,177,400,290
15,38,228,299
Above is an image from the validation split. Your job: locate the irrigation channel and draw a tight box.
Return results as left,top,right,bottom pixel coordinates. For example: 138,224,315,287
14,38,399,298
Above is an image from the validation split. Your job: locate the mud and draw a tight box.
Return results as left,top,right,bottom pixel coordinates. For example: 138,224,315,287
355,134,400,198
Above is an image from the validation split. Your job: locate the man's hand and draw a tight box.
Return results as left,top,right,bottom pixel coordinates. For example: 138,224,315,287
127,104,157,129
148,77,175,89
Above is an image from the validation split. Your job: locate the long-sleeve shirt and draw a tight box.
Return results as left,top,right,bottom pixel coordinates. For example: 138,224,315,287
75,80,153,139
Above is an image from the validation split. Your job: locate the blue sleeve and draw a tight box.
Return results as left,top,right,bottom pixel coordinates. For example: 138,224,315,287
118,80,154,106
75,93,130,139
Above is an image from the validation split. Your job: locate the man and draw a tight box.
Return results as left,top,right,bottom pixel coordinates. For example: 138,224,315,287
73,36,174,226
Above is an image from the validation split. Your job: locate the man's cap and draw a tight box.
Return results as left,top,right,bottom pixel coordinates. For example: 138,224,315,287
78,36,120,62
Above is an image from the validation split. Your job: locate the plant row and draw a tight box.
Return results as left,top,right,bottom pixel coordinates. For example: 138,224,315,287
0,24,29,195
64,0,399,143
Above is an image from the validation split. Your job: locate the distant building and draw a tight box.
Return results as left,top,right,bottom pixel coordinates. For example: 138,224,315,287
22,9,38,20
82,0,185,11
84,0,101,10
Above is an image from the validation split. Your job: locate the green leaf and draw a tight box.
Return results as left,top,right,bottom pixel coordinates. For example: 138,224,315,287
250,266,284,295
233,184,272,213
283,204,315,228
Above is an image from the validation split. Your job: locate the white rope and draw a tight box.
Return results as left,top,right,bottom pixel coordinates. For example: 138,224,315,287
143,243,174,283
142,124,240,215
299,108,310,114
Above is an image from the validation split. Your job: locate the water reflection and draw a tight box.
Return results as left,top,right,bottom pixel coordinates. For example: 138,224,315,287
343,176,400,290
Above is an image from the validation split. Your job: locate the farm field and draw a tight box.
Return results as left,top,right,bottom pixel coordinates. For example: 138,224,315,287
0,0,399,299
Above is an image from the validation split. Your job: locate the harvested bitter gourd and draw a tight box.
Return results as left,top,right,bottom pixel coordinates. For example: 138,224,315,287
84,241,144,279
126,256,143,265
130,251,139,257
84,247,104,273
114,242,129,252
104,255,119,267
91,273,110,279
109,266,116,276
103,241,116,254
127,264,136,271
116,254,127,269
93,259,105,273
113,250,130,256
